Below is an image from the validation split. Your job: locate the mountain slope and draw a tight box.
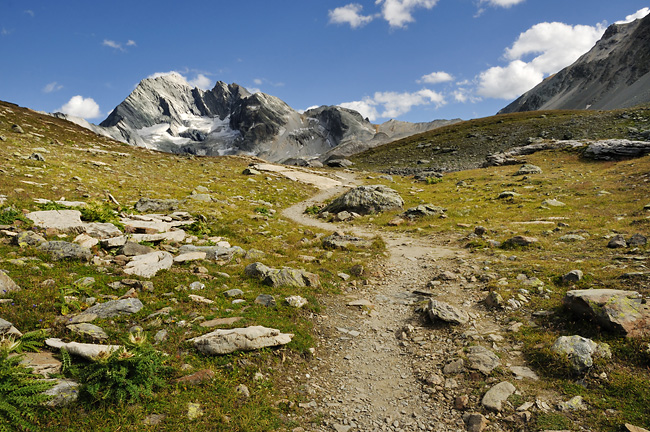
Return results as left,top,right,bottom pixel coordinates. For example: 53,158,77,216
60,73,460,163
500,14,650,114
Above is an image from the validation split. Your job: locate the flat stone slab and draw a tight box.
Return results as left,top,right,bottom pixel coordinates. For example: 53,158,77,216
67,323,108,340
509,365,539,380
189,325,293,355
19,351,62,376
0,271,21,294
43,379,80,406
200,317,243,328
174,252,207,262
467,345,500,375
26,210,85,232
124,251,173,278
84,298,143,318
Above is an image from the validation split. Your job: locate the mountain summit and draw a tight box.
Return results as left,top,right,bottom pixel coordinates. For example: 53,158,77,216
83,73,459,163
499,13,650,114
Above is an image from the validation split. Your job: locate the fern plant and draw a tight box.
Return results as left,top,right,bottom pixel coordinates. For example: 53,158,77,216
72,332,169,405
0,333,55,432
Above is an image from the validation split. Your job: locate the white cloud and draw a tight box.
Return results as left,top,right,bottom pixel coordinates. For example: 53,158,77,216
43,82,63,93
187,73,212,90
479,0,525,8
418,71,453,84
340,88,445,121
476,21,606,99
24,10,34,17
102,39,124,51
329,3,375,28
376,0,438,28
253,78,263,85
616,7,650,24
56,96,101,119
126,39,137,47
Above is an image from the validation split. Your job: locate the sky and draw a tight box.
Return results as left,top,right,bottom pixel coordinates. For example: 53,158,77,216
1,1,649,125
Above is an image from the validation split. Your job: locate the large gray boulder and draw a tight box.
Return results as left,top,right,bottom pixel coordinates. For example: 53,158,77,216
38,241,92,261
563,289,650,338
583,139,650,160
26,210,85,232
189,326,294,355
320,185,404,215
551,335,611,372
244,262,320,288
84,298,143,318
0,271,21,295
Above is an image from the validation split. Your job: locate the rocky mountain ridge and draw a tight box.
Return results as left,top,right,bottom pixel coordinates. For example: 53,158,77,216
500,13,650,114
56,73,460,163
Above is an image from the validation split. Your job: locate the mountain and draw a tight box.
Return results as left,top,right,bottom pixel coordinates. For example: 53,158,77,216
500,14,650,114
57,73,460,163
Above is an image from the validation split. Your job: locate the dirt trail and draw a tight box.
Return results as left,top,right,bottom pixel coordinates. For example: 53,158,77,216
281,171,522,432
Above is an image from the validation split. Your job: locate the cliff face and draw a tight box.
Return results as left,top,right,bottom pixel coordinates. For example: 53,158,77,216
500,14,650,114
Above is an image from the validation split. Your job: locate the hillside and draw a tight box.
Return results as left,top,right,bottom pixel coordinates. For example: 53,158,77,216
500,14,650,114
350,106,650,173
1,99,650,432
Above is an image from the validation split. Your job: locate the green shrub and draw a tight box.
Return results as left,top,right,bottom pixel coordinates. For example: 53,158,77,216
0,207,29,225
0,332,55,432
69,332,169,405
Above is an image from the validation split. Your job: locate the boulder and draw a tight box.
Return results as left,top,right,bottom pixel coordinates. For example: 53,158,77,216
403,204,446,219
322,232,373,250
562,270,583,283
84,298,143,318
0,271,21,294
481,381,516,412
607,235,627,248
245,262,320,288
38,241,92,261
25,210,85,232
551,335,611,372
178,244,244,260
503,235,538,248
563,289,650,338
67,323,109,340
12,231,46,247
514,164,542,175
320,185,403,215
19,352,62,377
134,198,180,213
254,294,276,307
45,338,122,360
84,222,122,239
427,299,469,325
628,233,647,247
467,346,500,375
118,241,154,256
583,139,650,160
189,326,294,355
123,251,173,278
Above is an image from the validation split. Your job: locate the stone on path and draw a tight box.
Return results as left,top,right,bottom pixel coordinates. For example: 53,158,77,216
481,381,516,412
464,413,488,432
189,326,293,355
320,185,404,215
84,298,143,318
509,365,539,381
124,251,173,278
427,299,469,325
467,346,500,375
0,271,21,294
563,289,650,338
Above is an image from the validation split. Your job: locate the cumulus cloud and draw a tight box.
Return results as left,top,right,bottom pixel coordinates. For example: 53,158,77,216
102,39,124,51
328,3,375,28
43,82,63,93
56,96,101,119
187,73,212,89
477,21,606,99
418,71,453,84
253,78,263,85
340,89,445,121
616,7,650,24
126,39,137,47
376,0,438,28
479,0,525,8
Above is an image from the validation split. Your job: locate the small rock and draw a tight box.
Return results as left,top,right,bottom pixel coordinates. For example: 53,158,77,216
542,199,565,207
607,234,628,249
509,365,539,380
38,241,92,261
562,270,583,283
482,381,516,412
84,298,143,318
427,299,469,325
175,369,215,385
285,295,308,308
515,164,542,175
123,251,173,278
0,271,21,295
454,395,469,410
558,395,587,411
43,379,80,406
236,384,250,398
189,326,293,355
255,294,276,307
628,233,648,247
464,413,488,432
143,414,166,426
67,323,109,340
503,235,538,247
224,289,244,298
467,346,500,375
443,359,464,374
187,402,203,420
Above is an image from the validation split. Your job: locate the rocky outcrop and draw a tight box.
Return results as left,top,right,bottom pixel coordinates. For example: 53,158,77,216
500,14,650,113
320,185,404,215
583,139,650,160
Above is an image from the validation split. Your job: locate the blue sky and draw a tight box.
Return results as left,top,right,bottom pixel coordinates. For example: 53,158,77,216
1,1,648,124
